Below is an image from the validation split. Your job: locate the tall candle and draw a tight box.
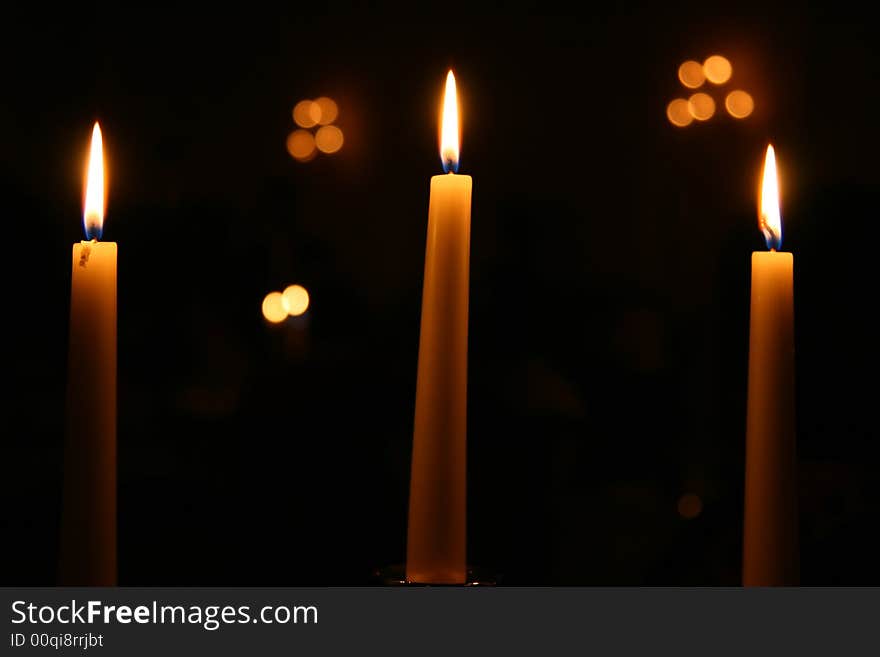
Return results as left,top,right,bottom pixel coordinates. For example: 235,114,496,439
406,71,472,584
742,144,798,586
59,122,117,585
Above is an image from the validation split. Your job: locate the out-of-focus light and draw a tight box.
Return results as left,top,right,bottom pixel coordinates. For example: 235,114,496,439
282,284,310,316
725,90,754,119
759,144,782,250
666,98,693,127
262,292,287,324
308,104,322,125
688,92,715,121
315,125,344,154
311,97,338,125
293,100,318,128
287,129,317,162
703,55,732,84
440,70,460,173
677,493,703,519
83,122,106,240
678,60,705,89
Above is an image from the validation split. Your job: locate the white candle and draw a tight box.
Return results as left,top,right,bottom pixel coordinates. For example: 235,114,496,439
743,144,798,586
60,123,117,585
406,71,472,584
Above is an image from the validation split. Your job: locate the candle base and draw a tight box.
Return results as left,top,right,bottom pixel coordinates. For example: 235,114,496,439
372,563,496,586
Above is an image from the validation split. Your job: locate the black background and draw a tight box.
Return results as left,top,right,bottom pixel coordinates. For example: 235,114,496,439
2,4,878,585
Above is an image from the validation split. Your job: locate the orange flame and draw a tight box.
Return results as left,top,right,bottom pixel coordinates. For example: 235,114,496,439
83,122,105,240
759,144,782,250
440,70,460,173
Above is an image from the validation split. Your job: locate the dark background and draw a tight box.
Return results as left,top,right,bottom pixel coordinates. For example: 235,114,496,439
2,4,877,585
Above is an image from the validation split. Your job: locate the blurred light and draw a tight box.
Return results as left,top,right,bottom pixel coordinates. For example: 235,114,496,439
293,100,318,128
703,55,732,84
759,144,782,250
262,292,287,324
307,104,322,125
677,493,703,519
440,70,460,173
83,122,105,239
287,130,317,162
312,96,338,125
725,90,754,119
282,284,310,316
688,92,715,121
315,125,344,154
666,98,693,127
677,60,705,89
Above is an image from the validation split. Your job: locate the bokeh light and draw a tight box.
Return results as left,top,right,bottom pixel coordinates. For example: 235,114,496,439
315,125,344,154
282,284,310,316
287,129,317,162
703,55,732,84
687,92,715,121
311,97,338,125
293,100,318,128
261,292,287,324
725,90,754,119
666,98,693,127
677,60,705,89
677,493,703,519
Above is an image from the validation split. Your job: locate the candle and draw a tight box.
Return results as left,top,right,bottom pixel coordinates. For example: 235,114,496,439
742,144,798,586
406,71,472,584
59,122,117,585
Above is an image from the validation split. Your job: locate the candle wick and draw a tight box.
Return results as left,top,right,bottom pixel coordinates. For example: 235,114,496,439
770,248,777,253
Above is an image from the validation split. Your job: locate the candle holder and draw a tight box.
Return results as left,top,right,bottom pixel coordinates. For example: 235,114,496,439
372,564,497,586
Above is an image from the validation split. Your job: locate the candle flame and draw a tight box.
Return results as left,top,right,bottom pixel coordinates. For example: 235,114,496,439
83,122,105,240
759,144,782,250
440,70,460,173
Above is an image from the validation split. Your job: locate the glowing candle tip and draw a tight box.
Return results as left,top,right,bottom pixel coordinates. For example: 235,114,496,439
83,122,105,240
759,144,782,251
440,70,460,173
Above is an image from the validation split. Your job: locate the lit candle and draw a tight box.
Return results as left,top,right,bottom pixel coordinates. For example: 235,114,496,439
59,122,117,585
742,144,798,586
406,71,472,584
